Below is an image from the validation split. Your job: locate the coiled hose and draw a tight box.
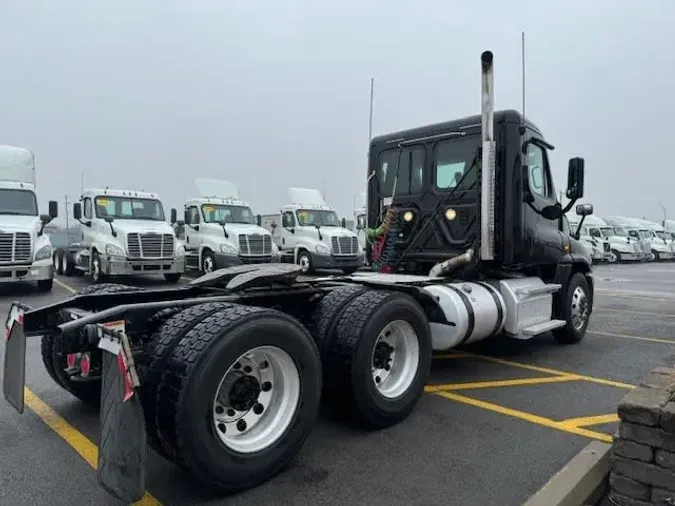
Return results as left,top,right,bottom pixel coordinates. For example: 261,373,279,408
367,208,401,273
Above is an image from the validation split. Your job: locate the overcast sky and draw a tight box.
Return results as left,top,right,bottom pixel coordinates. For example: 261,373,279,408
1,0,672,226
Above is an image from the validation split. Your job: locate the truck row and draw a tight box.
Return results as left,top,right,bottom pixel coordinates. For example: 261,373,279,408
0,49,664,504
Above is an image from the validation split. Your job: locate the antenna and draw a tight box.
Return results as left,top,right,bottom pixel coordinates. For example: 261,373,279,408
521,31,526,121
368,77,375,143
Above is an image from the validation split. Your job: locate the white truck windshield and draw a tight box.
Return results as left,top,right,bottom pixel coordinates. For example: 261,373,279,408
613,227,628,237
297,209,339,226
0,189,38,216
600,227,614,238
201,204,255,224
95,196,165,221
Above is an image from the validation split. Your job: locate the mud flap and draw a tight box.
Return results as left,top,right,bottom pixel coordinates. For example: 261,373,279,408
3,302,32,414
96,325,147,503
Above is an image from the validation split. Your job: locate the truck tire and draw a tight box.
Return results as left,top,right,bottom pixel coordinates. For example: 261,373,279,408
552,272,591,345
297,250,314,275
202,250,216,273
91,250,107,284
611,249,622,263
308,285,368,360
326,290,432,429
154,305,321,493
40,283,143,405
140,302,235,462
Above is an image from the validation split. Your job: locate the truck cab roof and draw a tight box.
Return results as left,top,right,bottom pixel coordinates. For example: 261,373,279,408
185,196,250,207
0,180,36,191
82,188,161,200
370,109,542,147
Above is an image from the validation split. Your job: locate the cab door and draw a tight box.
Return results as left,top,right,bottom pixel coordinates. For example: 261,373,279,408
522,133,565,265
184,205,202,252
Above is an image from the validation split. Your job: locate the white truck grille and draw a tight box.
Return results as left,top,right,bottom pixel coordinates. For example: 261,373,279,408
127,233,174,258
0,232,31,264
238,234,272,256
331,236,358,256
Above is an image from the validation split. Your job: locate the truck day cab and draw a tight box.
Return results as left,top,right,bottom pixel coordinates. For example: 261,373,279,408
53,188,184,283
173,179,279,273
262,187,364,275
3,50,597,504
0,145,58,291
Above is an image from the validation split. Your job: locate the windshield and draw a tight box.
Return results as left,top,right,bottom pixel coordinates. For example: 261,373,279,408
94,196,165,221
627,229,642,240
639,229,654,239
612,227,628,237
296,209,340,226
589,227,603,239
201,204,255,224
0,189,38,216
655,231,669,240
599,227,615,238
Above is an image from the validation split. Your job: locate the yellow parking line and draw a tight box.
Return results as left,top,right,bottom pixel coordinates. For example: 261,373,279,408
425,375,578,392
53,277,76,294
433,391,613,443
559,414,618,428
440,352,635,390
589,330,675,344
24,388,161,505
594,307,675,319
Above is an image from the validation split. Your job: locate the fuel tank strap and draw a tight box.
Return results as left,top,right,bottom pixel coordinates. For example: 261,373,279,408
445,285,475,344
477,281,505,337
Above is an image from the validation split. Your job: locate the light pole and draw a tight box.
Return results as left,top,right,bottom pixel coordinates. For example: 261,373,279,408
658,202,667,226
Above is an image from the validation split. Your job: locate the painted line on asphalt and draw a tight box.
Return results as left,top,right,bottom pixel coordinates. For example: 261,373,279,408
559,414,618,428
23,388,161,505
432,391,613,443
433,352,634,390
588,330,675,344
53,277,76,294
425,375,578,392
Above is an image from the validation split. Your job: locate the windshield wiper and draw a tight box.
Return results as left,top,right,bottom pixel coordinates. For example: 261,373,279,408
0,211,32,216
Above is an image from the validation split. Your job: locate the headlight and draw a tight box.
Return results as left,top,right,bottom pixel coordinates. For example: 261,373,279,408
105,244,125,257
315,243,330,255
220,243,238,255
175,245,185,258
35,245,52,261
403,211,414,222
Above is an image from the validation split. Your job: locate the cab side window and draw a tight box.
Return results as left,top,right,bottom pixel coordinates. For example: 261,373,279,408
83,198,92,219
527,143,553,199
185,206,200,225
590,228,602,239
282,211,296,228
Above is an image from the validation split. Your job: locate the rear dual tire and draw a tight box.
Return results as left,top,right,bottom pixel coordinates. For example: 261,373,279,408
310,286,432,429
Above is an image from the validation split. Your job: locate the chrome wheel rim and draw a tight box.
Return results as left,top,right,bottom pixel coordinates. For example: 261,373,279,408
371,320,420,399
212,345,301,454
571,286,589,331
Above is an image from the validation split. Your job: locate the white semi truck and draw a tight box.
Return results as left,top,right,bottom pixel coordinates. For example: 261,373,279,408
261,187,364,275
172,178,279,273
603,216,654,261
575,215,643,262
0,145,58,291
53,188,184,283
353,191,367,254
566,214,611,263
634,218,675,261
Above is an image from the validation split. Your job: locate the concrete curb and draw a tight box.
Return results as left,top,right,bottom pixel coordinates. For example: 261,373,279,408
523,441,612,506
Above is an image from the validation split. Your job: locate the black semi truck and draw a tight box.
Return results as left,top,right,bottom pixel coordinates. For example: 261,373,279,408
2,50,594,503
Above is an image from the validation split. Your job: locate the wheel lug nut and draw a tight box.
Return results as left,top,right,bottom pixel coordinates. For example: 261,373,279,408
261,381,272,392
253,403,264,415
375,376,381,383
236,420,247,432
217,423,226,433
227,408,236,417
260,360,269,370
233,362,241,370
215,406,224,415
243,365,252,374
384,364,391,371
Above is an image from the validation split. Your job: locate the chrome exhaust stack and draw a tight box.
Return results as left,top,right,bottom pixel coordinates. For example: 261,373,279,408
480,50,496,261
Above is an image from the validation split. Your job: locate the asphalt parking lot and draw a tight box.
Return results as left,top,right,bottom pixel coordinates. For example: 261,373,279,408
1,263,674,506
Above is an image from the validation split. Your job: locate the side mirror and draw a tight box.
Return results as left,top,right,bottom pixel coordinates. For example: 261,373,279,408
73,202,82,220
271,221,277,229
575,203,593,216
176,219,185,227
341,218,346,228
48,200,58,219
104,216,115,223
566,157,585,200
256,214,262,226
39,214,51,224
170,208,177,224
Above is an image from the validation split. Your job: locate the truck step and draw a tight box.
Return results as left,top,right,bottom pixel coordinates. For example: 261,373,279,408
515,284,561,298
520,319,566,337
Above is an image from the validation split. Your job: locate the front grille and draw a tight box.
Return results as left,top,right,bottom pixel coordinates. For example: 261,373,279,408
603,242,611,252
0,232,31,263
127,233,174,258
641,241,650,253
238,234,272,256
331,236,359,256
